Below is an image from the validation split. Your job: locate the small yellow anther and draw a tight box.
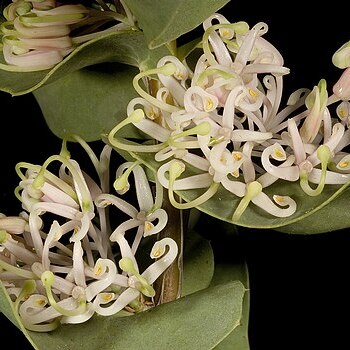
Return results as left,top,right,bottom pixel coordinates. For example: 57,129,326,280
175,72,185,80
274,149,285,159
94,264,104,277
339,161,349,168
273,195,285,205
221,29,230,38
205,99,214,111
144,221,154,233
152,248,162,258
102,293,114,302
232,152,243,161
231,169,240,178
338,109,346,119
249,89,258,98
35,298,46,307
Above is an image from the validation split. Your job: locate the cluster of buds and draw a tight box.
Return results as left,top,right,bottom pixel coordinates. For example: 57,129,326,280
0,0,134,71
108,13,350,221
0,137,177,331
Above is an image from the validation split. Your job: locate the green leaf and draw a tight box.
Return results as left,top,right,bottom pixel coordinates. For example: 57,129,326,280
273,185,350,234
33,63,144,142
0,282,38,350
177,37,202,62
200,214,250,349
182,229,215,296
179,179,349,232
211,264,250,350
123,149,350,233
1,280,246,350
123,0,231,49
0,31,169,96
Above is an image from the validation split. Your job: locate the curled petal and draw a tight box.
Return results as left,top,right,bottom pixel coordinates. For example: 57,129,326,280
251,192,296,217
144,209,168,237
157,56,187,104
95,194,138,218
261,144,299,181
69,212,93,243
157,161,212,190
142,238,178,284
61,303,95,324
209,142,234,176
109,219,141,242
93,288,139,316
110,230,139,271
202,14,233,66
184,86,219,113
85,259,118,301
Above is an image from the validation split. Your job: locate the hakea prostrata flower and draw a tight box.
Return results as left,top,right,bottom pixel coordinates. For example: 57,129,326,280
107,13,350,221
0,137,177,331
0,0,135,71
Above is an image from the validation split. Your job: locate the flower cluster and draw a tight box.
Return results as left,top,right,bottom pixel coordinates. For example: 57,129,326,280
0,0,135,71
0,137,177,331
108,13,350,221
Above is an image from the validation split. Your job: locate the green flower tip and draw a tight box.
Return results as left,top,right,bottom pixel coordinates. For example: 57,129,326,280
0,229,8,244
129,109,145,123
33,173,45,190
305,78,327,110
195,121,211,136
332,40,350,69
41,270,55,287
119,257,155,297
119,257,136,274
233,21,250,35
22,279,37,295
246,181,262,198
140,284,155,298
158,62,177,76
113,175,130,193
317,144,332,163
232,181,262,221
169,160,185,181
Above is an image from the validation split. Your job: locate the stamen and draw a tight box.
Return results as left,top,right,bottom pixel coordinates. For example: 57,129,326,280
300,145,332,196
41,271,87,317
232,181,262,221
14,279,36,311
119,257,155,297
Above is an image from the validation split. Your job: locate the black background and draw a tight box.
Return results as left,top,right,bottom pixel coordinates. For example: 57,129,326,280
1,1,350,349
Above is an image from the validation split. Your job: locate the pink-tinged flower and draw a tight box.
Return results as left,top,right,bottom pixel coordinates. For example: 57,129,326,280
93,238,178,316
262,117,350,196
333,67,350,101
332,40,350,69
95,163,168,260
0,139,177,331
0,0,134,71
299,79,328,143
